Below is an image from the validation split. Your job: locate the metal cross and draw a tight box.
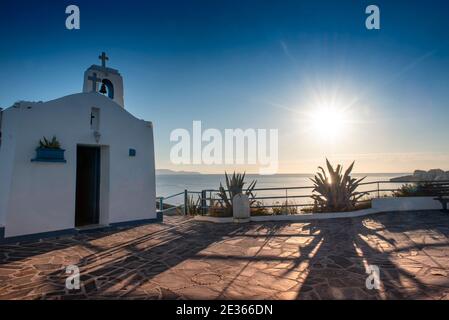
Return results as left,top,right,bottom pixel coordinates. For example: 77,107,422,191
98,52,109,68
87,72,102,92
90,112,95,125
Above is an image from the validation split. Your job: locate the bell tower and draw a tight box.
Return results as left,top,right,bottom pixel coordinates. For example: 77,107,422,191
83,52,125,108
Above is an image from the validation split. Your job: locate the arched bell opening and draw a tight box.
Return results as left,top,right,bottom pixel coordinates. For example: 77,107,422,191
99,79,114,99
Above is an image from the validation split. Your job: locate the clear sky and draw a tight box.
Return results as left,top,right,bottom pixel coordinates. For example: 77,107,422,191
1,0,448,173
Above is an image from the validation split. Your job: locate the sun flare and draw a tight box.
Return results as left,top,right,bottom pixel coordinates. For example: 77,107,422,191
309,106,348,139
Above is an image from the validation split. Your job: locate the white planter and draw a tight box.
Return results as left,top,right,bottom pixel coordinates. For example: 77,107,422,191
195,208,378,223
372,197,441,212
193,197,443,224
250,208,377,222
232,194,250,223
194,215,233,223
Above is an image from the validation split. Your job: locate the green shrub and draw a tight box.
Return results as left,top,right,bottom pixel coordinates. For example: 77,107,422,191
393,183,442,197
250,201,270,216
271,200,299,215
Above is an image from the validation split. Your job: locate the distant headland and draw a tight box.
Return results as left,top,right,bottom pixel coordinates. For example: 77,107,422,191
390,169,449,182
156,169,201,175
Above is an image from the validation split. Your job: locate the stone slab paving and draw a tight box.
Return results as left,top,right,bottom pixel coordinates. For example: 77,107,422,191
1,211,449,300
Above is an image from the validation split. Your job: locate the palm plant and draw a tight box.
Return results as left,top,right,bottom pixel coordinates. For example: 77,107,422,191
217,172,257,215
310,159,367,212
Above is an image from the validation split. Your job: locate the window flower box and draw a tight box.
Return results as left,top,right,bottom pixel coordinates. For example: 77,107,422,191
32,148,66,163
31,136,66,163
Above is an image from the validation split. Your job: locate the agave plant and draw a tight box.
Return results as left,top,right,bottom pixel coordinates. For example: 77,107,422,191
186,194,201,215
217,172,257,215
39,136,61,149
310,159,367,212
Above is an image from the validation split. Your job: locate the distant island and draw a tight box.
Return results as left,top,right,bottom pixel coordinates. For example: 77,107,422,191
156,169,201,175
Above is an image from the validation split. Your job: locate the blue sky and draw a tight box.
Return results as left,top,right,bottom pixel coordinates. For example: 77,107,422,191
1,0,449,173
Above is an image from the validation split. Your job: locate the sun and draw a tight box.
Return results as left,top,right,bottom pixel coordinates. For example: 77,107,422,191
272,85,357,142
309,106,348,140
305,99,351,142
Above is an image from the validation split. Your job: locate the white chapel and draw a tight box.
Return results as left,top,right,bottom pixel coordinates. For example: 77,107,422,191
0,53,157,241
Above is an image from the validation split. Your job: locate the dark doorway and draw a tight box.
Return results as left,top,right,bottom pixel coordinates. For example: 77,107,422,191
75,146,101,227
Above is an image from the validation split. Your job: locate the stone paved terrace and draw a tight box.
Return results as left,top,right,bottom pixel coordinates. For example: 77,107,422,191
1,211,449,300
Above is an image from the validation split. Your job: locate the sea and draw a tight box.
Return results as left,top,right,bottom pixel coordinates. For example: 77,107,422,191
156,173,408,206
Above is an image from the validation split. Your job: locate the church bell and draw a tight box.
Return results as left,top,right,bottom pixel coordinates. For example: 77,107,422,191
99,83,107,94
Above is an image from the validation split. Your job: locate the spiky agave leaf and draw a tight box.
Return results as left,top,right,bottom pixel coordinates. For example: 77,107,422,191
310,159,367,212
39,136,62,149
